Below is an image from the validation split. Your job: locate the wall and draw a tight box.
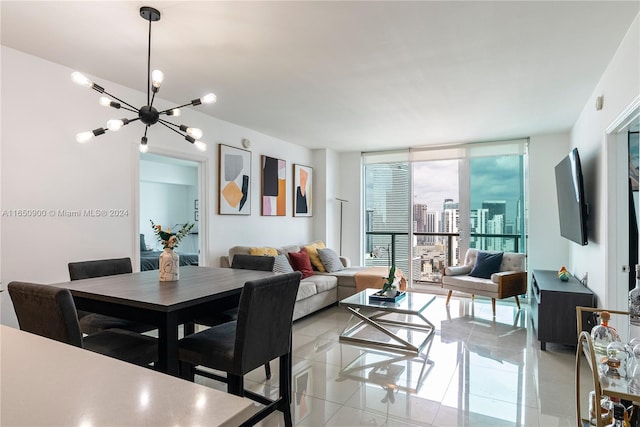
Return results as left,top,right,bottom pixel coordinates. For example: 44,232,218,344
0,47,316,327
527,132,571,275
570,14,640,308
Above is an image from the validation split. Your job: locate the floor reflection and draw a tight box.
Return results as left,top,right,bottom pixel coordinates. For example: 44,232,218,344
195,295,578,426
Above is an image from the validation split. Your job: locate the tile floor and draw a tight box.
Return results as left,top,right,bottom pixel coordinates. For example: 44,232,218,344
196,295,587,426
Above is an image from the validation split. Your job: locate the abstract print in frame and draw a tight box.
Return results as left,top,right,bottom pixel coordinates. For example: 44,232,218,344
261,155,286,216
218,144,251,215
293,164,312,217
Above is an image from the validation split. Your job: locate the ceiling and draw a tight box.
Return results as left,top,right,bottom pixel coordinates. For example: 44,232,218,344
2,1,638,152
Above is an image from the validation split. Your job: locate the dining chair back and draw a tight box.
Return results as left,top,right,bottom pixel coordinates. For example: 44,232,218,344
8,281,83,346
68,257,154,334
194,253,276,379
8,281,158,367
68,257,133,280
230,254,276,271
178,271,302,427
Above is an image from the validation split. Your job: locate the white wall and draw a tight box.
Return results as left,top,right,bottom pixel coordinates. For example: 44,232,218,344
0,47,317,326
528,132,572,279
570,14,640,308
338,152,363,264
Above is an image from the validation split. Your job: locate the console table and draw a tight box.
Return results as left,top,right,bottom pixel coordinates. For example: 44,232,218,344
530,269,596,350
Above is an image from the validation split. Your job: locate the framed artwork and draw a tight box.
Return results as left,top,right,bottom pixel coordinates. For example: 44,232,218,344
218,144,251,215
261,155,286,216
293,164,313,217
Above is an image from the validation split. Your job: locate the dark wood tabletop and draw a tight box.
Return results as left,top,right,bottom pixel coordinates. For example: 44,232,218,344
50,266,276,375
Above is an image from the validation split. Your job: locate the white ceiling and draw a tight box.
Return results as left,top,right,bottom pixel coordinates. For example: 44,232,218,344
2,1,638,152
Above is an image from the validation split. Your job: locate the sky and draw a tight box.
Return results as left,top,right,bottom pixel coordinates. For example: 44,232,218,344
413,156,522,222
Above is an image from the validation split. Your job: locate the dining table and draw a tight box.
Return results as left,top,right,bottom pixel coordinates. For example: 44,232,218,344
50,266,276,376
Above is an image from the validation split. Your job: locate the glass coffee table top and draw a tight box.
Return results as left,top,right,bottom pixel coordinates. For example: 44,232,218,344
340,288,436,313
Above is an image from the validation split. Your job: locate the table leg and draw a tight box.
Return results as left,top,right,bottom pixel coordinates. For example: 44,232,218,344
158,312,180,376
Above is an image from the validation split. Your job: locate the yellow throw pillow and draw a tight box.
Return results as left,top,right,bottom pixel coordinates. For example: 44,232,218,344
303,241,326,272
249,247,278,257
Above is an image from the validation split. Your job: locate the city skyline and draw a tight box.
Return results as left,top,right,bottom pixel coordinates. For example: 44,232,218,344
413,156,522,221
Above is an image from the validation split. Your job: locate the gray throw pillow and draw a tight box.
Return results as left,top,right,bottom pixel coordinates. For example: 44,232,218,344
273,254,294,274
317,248,344,273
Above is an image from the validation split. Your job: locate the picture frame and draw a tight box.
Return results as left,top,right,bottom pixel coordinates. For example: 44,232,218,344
218,144,251,215
293,164,313,217
261,155,286,216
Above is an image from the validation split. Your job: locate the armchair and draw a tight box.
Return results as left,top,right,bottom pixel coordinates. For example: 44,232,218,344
441,249,527,316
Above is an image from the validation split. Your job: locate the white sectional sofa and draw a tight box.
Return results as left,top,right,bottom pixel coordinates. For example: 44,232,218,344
221,243,369,320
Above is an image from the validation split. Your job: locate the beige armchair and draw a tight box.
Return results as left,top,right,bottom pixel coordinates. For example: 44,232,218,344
442,249,527,316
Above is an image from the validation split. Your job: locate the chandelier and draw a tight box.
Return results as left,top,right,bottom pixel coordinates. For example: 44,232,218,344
72,6,215,153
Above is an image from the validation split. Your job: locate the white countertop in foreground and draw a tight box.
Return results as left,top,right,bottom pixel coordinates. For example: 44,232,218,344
0,325,255,426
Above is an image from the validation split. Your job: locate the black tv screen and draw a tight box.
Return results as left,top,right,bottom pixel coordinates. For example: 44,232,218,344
554,148,588,245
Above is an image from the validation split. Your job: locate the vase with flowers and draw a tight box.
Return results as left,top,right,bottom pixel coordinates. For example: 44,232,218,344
150,220,194,281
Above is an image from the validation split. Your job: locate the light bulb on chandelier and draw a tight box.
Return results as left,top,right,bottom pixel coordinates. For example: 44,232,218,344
72,6,215,153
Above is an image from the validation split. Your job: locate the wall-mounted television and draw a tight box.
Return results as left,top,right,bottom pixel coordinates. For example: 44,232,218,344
554,148,588,245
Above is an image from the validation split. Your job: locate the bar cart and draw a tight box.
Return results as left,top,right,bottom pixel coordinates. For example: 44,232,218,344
575,307,639,426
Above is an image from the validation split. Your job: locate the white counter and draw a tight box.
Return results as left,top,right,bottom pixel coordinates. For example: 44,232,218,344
0,325,255,426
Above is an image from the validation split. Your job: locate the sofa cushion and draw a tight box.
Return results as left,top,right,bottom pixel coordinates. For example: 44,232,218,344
442,274,499,294
303,274,337,293
317,248,344,273
303,241,326,272
249,246,278,256
273,254,294,274
288,249,314,279
500,252,526,272
278,245,300,259
296,281,318,302
469,251,503,279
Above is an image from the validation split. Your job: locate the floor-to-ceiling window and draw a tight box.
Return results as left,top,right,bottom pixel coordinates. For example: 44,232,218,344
364,140,528,287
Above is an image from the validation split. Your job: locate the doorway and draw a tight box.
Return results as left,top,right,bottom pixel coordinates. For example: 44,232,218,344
137,151,208,271
607,98,639,315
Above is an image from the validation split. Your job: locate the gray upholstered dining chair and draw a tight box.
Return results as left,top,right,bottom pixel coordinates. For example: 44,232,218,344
179,272,301,427
8,281,158,367
193,254,277,379
68,257,155,334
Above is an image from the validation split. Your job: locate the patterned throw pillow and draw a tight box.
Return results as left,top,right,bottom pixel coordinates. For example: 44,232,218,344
317,248,344,273
288,249,314,279
273,254,294,274
303,241,326,272
249,247,278,257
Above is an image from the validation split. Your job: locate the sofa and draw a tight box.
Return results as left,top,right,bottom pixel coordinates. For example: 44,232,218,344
441,248,527,316
221,242,376,321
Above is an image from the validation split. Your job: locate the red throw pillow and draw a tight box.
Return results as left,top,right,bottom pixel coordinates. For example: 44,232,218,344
288,249,314,279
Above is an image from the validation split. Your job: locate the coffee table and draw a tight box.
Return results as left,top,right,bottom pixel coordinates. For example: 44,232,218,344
339,288,436,355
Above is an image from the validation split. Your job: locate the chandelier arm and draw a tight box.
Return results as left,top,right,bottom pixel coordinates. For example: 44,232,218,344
119,106,139,114
158,120,188,138
100,89,139,111
157,118,181,129
150,91,157,109
157,100,199,114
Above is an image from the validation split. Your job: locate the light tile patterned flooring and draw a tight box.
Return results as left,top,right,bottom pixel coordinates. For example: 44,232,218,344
196,295,585,426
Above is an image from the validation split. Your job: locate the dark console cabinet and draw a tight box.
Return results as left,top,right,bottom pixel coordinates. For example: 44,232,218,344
530,269,596,350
